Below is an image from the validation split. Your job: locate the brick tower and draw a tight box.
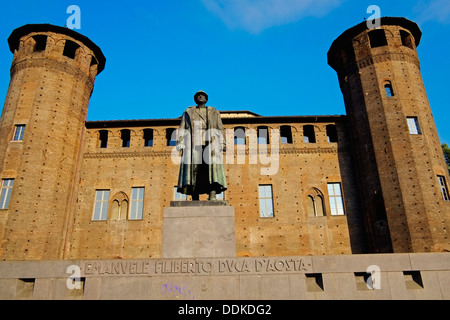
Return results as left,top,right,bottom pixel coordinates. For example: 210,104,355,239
0,24,105,260
328,17,450,253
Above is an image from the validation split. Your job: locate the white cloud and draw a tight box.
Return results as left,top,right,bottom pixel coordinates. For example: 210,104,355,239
201,0,344,34
414,0,450,24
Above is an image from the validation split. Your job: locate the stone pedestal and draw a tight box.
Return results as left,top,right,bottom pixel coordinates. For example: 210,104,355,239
162,201,236,258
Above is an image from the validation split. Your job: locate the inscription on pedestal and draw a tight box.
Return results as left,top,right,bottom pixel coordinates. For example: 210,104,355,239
81,257,312,277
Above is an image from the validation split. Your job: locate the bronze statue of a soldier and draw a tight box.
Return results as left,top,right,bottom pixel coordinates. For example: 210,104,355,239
176,91,227,201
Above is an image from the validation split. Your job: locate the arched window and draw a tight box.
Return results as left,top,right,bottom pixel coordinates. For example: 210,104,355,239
166,128,177,146
306,189,325,217
99,130,108,148
32,35,47,52
384,81,394,97
307,196,315,217
110,192,129,221
257,126,269,144
280,126,293,144
234,127,246,145
315,196,325,217
303,125,316,144
121,129,131,148
143,129,154,147
326,125,338,143
63,40,80,59
400,30,414,50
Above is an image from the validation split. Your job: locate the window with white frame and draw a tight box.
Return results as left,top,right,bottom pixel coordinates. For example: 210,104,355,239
327,183,345,216
438,176,450,201
13,125,25,141
130,187,145,220
407,117,421,135
92,190,110,221
259,185,274,218
0,179,14,209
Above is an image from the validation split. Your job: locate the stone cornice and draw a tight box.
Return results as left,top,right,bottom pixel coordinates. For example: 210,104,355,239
82,147,338,159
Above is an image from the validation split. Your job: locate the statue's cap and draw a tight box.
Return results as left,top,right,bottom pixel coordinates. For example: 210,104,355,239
194,90,208,102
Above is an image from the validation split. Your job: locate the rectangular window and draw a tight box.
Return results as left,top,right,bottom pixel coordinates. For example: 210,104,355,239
407,117,421,135
303,125,316,144
13,125,25,141
257,127,269,144
0,179,14,209
369,29,388,48
280,126,293,144
63,40,80,59
328,183,345,216
144,129,154,147
234,127,246,145
130,187,145,220
259,185,274,218
166,129,177,147
99,130,108,148
121,129,131,148
33,35,47,52
438,176,450,201
92,190,110,221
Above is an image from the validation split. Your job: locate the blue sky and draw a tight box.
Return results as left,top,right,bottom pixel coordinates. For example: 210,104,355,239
0,0,449,143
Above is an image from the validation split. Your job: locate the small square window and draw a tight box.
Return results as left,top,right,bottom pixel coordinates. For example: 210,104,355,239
369,29,388,48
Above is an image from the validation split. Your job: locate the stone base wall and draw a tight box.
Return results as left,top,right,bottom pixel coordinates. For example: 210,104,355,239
0,253,449,300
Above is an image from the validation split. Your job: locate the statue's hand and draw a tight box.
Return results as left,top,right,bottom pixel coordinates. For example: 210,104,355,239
176,144,184,152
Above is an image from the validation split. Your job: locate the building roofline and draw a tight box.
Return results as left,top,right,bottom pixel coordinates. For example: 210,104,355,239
85,114,347,129
8,24,106,74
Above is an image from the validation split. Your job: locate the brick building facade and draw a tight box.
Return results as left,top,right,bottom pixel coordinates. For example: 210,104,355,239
0,18,449,262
